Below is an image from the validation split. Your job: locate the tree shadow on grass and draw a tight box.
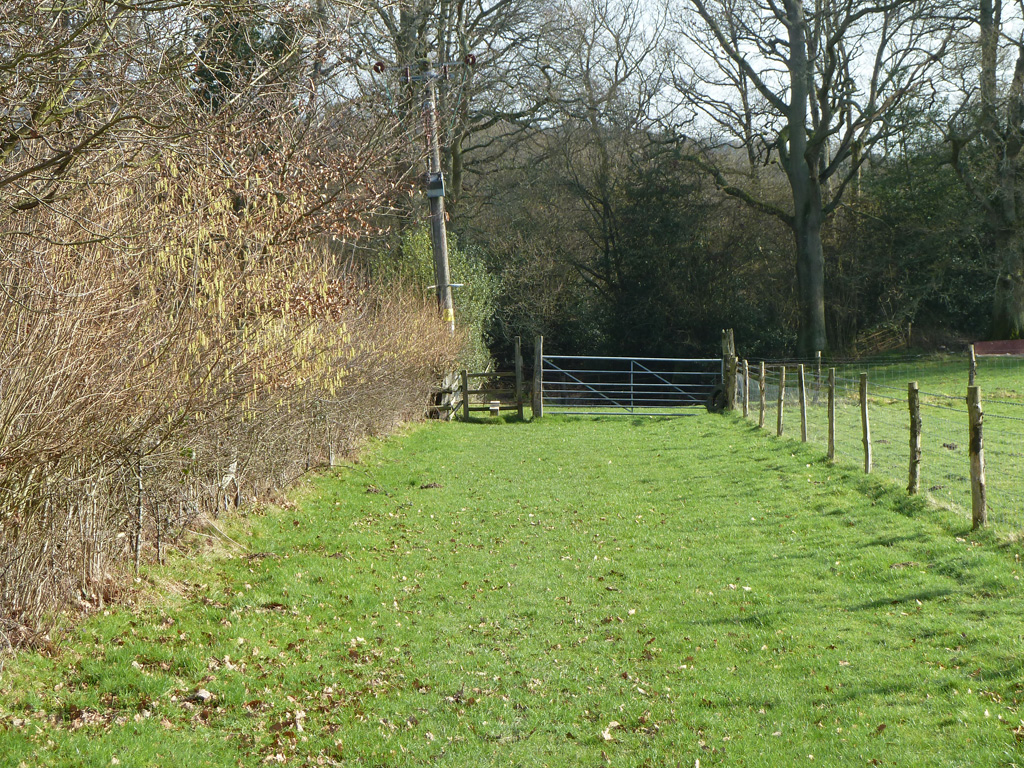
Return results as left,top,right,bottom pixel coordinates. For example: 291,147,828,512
458,415,530,425
858,532,932,549
849,589,952,611
692,611,780,629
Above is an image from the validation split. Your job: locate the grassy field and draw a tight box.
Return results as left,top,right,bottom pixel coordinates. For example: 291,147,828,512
752,354,1024,528
2,412,1024,766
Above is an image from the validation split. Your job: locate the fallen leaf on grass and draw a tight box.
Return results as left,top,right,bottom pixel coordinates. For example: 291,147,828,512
601,720,621,741
185,688,213,704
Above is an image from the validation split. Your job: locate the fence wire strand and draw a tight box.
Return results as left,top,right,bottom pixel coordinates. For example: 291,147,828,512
736,352,1023,529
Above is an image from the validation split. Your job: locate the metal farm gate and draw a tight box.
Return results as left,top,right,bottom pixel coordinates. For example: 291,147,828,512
539,354,723,416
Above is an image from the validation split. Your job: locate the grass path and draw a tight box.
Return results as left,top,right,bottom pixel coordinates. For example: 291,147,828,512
2,414,1024,766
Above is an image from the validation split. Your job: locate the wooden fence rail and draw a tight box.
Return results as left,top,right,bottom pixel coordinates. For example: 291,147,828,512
459,336,527,420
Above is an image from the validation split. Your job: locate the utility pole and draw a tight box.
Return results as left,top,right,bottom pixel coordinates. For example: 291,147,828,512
420,63,454,335
375,55,474,335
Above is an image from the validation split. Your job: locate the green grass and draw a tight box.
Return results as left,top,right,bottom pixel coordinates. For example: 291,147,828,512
3,413,1024,766
753,355,1024,529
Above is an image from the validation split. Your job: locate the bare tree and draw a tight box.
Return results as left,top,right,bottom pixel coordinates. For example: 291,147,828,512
532,0,673,290
671,0,954,355
0,1,179,213
349,0,559,210
947,0,1024,339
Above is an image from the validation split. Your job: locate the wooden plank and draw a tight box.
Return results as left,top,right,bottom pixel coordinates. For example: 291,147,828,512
466,370,515,379
466,388,515,397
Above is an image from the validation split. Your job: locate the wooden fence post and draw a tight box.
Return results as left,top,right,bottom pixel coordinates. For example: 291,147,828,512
722,328,735,358
514,336,524,420
860,372,872,474
798,363,808,442
721,329,736,411
758,362,766,428
814,350,822,404
726,355,738,411
733,355,742,409
968,385,986,528
969,344,977,386
461,369,470,421
532,336,544,418
827,368,836,461
777,365,786,437
908,381,921,495
742,359,750,418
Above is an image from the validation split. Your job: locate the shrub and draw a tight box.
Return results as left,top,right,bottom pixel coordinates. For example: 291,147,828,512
0,144,459,641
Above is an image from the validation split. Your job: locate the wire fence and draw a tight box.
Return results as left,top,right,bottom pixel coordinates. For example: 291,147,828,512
735,352,1024,529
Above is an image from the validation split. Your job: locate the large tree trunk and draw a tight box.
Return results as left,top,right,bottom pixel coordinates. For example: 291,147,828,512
791,175,828,356
991,232,1024,338
979,0,1024,339
784,0,827,357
